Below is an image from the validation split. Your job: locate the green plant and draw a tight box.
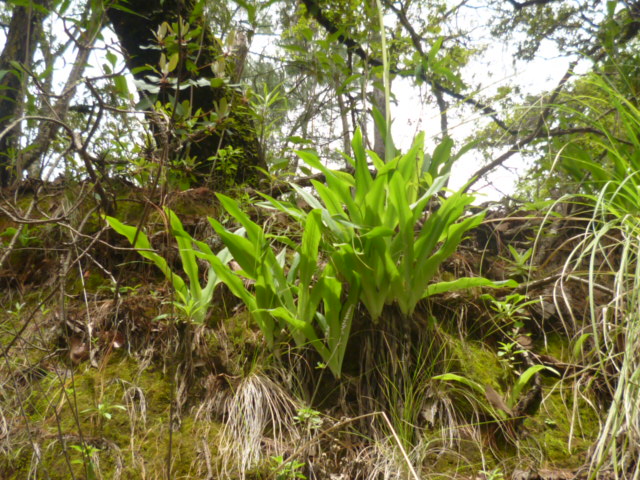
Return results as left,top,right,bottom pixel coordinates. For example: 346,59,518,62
208,128,514,378
269,455,307,480
206,199,359,378
497,340,526,369
558,74,640,217
7,302,26,317
104,209,232,324
381,342,438,450
481,469,505,480
211,146,243,186
434,362,559,415
483,293,539,332
248,81,287,168
501,245,534,279
552,74,640,479
261,128,514,322
70,443,101,480
97,282,141,295
82,402,126,422
0,225,40,247
294,407,322,431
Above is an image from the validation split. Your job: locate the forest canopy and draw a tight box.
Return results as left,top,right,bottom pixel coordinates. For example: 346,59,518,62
0,0,637,192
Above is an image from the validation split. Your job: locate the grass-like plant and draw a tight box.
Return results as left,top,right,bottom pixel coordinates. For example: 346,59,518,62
552,73,640,480
557,74,640,217
105,209,232,324
261,129,510,321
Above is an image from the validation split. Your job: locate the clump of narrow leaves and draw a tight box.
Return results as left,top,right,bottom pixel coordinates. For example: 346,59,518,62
206,196,359,378
105,210,232,324
260,129,502,321
107,129,510,379
210,129,510,377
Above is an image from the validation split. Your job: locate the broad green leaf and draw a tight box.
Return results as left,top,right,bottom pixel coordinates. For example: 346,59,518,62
424,278,518,298
166,209,201,300
371,106,397,160
361,226,394,239
572,333,593,359
510,365,560,408
311,180,345,217
432,373,484,394
291,184,324,210
265,306,305,329
114,75,130,97
216,194,262,244
430,137,453,178
428,36,444,63
257,194,307,223
209,218,259,278
396,134,423,190
352,129,373,204
297,210,322,321
367,150,385,171
104,215,187,296
167,52,179,73
363,175,388,227
299,210,322,288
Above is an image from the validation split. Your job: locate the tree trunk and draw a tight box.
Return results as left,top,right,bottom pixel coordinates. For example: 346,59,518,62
0,0,50,187
107,0,265,188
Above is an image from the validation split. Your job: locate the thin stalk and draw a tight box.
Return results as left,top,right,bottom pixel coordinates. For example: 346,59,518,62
375,0,392,162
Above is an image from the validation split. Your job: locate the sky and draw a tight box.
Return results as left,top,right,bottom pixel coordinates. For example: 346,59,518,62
388,27,587,200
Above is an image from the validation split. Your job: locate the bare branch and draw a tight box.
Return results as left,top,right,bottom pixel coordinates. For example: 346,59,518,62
465,60,579,190
506,0,560,10
18,2,105,177
301,0,516,134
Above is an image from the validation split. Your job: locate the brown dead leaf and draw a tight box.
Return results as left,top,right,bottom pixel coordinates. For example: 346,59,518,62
484,385,513,415
69,335,89,365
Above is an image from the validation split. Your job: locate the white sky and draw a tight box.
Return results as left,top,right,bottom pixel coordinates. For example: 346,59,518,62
389,35,588,200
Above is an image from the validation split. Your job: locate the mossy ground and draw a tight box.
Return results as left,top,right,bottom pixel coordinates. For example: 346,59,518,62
0,190,606,479
2,348,226,479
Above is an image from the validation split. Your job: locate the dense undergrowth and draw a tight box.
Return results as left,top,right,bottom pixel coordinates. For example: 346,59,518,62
2,76,640,480
0,176,619,479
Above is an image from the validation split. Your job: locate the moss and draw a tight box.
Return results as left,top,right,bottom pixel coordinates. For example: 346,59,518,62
541,332,570,362
520,379,600,469
444,330,505,392
424,325,603,475
3,350,225,479
83,271,110,293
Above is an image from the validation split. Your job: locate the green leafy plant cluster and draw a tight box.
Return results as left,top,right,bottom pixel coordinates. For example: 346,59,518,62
554,73,640,478
106,129,511,378
105,211,232,325
207,195,359,378
559,74,640,217
260,129,507,320
208,129,512,377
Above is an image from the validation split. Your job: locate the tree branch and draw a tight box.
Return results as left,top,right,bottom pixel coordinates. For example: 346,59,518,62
300,0,516,134
505,0,559,10
18,2,103,177
465,60,578,190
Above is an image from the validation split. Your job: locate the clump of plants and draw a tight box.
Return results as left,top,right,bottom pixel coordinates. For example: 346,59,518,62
107,128,509,380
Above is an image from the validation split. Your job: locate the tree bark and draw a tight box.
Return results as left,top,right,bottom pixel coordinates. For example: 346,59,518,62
107,0,265,188
0,0,50,187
